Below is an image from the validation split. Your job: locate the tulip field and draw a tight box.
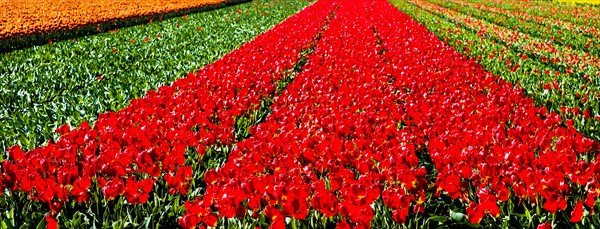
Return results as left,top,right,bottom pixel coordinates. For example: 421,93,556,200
0,0,224,40
1,0,600,228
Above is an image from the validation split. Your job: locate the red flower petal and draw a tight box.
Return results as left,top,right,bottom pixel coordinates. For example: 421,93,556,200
570,200,584,223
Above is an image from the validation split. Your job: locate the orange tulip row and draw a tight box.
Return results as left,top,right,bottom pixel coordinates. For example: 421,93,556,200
0,0,226,39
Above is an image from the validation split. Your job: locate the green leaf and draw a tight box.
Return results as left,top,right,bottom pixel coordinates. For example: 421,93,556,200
450,211,466,223
8,209,15,227
427,215,448,223
35,217,46,229
525,207,532,222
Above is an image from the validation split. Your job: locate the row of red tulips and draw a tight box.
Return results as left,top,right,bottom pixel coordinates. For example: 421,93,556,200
379,2,598,226
182,0,599,228
182,0,407,227
404,0,600,143
0,0,337,226
376,1,599,226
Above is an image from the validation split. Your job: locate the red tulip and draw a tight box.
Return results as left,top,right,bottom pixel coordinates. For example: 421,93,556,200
46,214,58,229
537,222,552,229
570,200,584,222
55,124,70,135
